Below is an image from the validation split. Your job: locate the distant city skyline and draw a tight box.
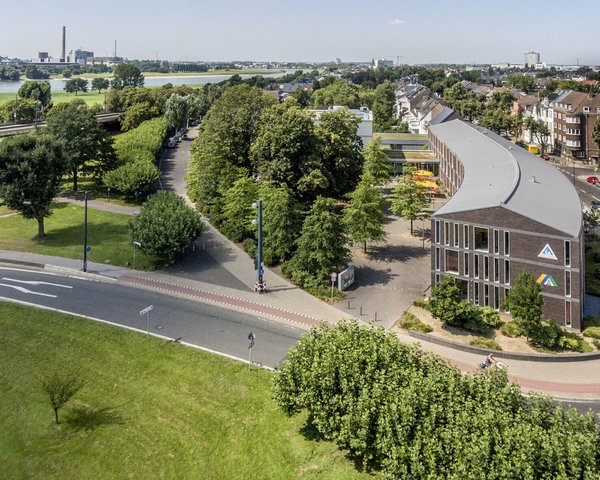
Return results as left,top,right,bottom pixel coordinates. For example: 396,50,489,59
2,0,600,65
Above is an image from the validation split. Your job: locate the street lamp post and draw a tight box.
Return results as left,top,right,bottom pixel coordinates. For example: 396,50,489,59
83,191,88,272
252,200,264,293
132,241,141,269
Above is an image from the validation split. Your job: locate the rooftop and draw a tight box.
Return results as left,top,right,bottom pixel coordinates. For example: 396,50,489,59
431,120,582,237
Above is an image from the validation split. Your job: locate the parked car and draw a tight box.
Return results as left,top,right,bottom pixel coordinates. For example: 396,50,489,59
541,154,550,161
591,200,600,210
587,176,599,184
167,137,177,148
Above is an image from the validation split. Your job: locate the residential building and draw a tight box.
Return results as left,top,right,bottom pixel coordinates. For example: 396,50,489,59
374,59,394,68
429,119,584,329
552,91,600,162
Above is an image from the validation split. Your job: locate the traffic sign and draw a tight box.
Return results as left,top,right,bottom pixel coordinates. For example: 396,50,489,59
86,246,91,252
139,305,153,316
330,271,337,280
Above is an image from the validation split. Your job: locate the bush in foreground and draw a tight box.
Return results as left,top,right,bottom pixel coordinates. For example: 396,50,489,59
273,321,600,479
129,190,203,260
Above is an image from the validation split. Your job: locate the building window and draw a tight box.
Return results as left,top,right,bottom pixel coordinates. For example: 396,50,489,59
484,284,489,306
565,241,571,267
463,225,469,249
565,271,571,297
504,288,510,312
435,221,440,244
444,222,450,245
474,282,479,305
494,286,500,310
565,301,571,327
435,273,441,285
464,253,469,276
484,256,489,280
583,106,590,113
454,223,459,247
504,231,510,256
435,247,440,271
474,227,489,251
493,230,499,254
494,257,499,282
504,260,510,284
446,250,459,273
474,255,479,278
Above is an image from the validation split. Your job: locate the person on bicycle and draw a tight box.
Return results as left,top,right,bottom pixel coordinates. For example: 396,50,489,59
481,353,496,369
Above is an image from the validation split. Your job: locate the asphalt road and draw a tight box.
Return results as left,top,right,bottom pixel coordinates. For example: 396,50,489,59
0,266,302,369
555,163,600,209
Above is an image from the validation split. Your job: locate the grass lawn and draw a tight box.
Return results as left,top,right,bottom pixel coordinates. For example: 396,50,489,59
0,202,160,269
0,302,372,480
0,90,106,108
59,176,144,208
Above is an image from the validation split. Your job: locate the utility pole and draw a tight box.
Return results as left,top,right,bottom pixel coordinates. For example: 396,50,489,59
252,200,265,293
83,191,88,272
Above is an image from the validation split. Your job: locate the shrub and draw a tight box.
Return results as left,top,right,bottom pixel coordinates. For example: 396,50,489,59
593,339,600,350
583,326,600,339
429,277,472,327
103,160,160,196
479,307,501,328
114,117,168,165
412,299,429,310
242,238,257,259
128,190,203,260
529,320,563,348
398,311,433,333
500,321,524,338
469,337,502,351
273,321,600,479
584,317,600,328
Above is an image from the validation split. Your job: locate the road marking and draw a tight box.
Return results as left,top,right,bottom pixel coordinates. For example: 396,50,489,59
2,277,73,288
0,283,57,298
0,267,59,276
594,197,600,202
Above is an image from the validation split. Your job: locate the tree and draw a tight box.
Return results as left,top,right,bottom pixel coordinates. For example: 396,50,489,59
371,80,396,132
42,372,84,425
0,135,68,236
506,74,536,94
64,78,88,95
504,271,544,341
128,190,203,260
121,101,159,131
24,65,49,79
593,118,600,157
103,160,160,196
362,137,392,184
524,116,551,152
289,88,311,107
480,107,513,136
91,77,110,93
285,197,349,283
311,79,362,108
257,182,303,265
0,98,37,123
428,276,474,327
164,94,202,130
250,103,318,192
314,108,364,198
111,63,145,89
18,80,51,110
343,176,387,252
46,101,116,190
390,166,430,234
273,320,600,479
62,69,72,78
220,177,258,242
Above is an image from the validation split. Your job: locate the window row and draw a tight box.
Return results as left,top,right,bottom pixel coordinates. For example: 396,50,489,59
435,222,509,255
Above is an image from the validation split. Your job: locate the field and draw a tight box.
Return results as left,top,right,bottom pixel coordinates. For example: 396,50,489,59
0,90,106,107
0,202,159,269
0,302,371,480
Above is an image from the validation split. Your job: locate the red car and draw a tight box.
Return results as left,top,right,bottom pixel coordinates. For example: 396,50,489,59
541,154,550,161
587,176,599,184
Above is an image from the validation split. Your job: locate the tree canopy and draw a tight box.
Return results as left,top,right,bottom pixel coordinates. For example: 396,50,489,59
111,63,145,89
18,80,51,109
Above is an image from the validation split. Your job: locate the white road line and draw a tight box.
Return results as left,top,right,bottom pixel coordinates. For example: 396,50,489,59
2,277,73,288
0,283,57,298
0,267,60,276
594,197,600,202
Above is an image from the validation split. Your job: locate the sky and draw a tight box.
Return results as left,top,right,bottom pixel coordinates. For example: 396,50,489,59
2,0,599,65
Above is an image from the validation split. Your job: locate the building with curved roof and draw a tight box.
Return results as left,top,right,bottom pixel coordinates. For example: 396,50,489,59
429,119,584,329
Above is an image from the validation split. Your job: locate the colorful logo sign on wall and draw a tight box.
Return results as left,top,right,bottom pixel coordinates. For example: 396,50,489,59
538,244,558,260
536,274,558,287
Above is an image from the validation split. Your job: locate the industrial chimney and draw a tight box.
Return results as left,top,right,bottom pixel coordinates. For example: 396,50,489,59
61,26,66,62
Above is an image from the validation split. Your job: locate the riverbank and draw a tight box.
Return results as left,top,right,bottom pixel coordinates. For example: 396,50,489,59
47,69,280,80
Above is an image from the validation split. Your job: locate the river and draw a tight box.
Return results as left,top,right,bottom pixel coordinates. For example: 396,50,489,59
0,70,295,93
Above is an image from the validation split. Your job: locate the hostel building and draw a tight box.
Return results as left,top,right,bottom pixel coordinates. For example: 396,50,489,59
429,119,584,329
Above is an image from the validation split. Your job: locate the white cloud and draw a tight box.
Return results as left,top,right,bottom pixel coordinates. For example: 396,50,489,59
390,19,407,26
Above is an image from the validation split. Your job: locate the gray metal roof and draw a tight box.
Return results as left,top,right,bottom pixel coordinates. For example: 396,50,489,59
429,106,456,126
431,120,582,237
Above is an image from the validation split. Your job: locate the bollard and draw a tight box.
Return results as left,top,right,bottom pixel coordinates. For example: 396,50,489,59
348,300,351,309
360,306,363,316
375,312,378,322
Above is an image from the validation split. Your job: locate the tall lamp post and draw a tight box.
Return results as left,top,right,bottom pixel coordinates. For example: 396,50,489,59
83,191,88,272
252,200,264,293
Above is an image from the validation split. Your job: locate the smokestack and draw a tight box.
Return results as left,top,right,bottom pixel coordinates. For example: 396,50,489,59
61,26,66,62
114,40,117,58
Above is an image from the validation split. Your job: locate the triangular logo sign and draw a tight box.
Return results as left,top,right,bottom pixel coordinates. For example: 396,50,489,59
538,244,557,260
536,274,558,287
